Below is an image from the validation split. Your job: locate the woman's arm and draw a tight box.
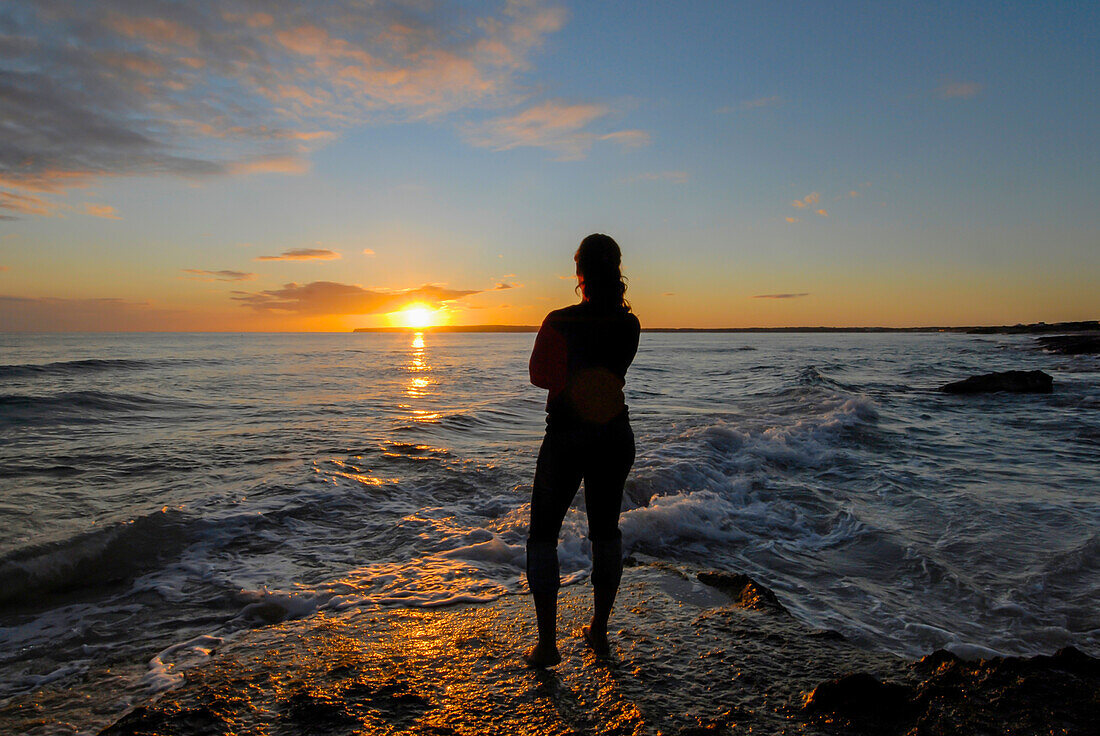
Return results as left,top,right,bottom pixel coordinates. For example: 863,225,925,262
529,319,567,396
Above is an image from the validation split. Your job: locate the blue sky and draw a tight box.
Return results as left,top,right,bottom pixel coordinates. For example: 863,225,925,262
1,0,1096,330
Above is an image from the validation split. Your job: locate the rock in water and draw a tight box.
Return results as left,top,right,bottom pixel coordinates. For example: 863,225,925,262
802,672,911,724
940,370,1053,394
1036,334,1100,355
697,570,790,615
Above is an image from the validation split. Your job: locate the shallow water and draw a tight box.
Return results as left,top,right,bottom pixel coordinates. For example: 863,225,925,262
1,331,1098,731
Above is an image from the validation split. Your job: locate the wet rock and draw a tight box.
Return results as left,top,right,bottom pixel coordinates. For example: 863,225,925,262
100,704,227,735
696,571,789,615
281,688,358,728
1037,334,1100,355
912,648,957,673
805,646,1100,735
802,672,911,724
940,369,1053,394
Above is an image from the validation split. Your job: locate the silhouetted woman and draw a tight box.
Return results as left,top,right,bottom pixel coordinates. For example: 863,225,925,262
525,233,640,667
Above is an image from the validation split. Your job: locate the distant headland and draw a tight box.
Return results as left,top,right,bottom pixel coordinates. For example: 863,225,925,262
353,320,1099,334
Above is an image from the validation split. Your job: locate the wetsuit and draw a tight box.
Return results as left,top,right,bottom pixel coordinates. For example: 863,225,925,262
526,302,641,598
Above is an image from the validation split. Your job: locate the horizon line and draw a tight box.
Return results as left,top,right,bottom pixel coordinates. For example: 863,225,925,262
2,319,1096,335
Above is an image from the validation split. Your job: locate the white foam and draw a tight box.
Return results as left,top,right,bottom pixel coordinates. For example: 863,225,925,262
141,634,223,694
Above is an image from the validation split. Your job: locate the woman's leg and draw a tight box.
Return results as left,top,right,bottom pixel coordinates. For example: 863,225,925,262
582,422,635,653
526,429,583,666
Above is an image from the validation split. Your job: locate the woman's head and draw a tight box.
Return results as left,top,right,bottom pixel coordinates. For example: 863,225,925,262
575,233,629,309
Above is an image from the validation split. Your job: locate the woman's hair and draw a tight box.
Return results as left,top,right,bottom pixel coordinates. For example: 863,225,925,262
575,233,629,310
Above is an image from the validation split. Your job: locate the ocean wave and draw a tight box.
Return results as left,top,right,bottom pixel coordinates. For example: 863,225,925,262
0,390,195,426
0,508,190,605
0,357,210,379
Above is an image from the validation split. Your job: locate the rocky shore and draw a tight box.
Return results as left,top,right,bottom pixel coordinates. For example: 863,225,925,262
86,565,1097,736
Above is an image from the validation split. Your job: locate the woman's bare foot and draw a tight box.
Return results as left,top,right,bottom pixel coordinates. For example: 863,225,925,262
524,642,561,668
581,623,611,656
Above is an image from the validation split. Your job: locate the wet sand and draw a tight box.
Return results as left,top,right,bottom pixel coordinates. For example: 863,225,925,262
69,564,1094,735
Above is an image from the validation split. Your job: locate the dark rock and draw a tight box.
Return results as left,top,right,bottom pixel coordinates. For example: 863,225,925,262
281,688,358,727
99,705,226,735
802,672,911,722
1037,334,1100,355
940,370,1053,394
912,648,958,674
806,646,1100,735
696,571,789,615
1050,645,1100,676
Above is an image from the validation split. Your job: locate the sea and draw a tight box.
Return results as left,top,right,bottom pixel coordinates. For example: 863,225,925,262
1,331,1097,733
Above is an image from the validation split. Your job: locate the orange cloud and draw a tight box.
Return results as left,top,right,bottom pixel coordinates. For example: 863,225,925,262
96,51,166,77
232,281,482,315
255,248,341,262
0,171,99,194
816,208,828,217
791,192,821,209
83,203,121,219
939,82,982,99
105,14,199,48
785,216,799,223
0,191,59,218
228,156,310,176
466,101,647,159
182,269,257,282
599,130,651,148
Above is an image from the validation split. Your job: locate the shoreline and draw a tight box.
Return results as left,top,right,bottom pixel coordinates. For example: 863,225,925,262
90,565,1098,736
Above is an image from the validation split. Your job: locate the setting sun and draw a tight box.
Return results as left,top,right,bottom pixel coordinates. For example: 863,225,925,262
392,304,443,329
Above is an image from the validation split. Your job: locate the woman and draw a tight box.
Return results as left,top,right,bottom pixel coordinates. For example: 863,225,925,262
525,233,641,667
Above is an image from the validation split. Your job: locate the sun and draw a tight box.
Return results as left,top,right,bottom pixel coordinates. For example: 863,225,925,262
394,303,441,329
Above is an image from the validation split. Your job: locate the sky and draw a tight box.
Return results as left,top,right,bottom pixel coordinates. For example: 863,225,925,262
1,0,1097,331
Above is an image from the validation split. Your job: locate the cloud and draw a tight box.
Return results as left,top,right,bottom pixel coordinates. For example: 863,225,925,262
227,156,310,176
361,248,375,256
182,269,256,281
232,281,481,314
739,95,782,110
662,292,675,297
0,266,8,272
493,282,515,290
1,0,570,207
83,203,121,219
621,171,688,184
0,190,60,218
465,101,647,159
816,209,827,217
791,192,820,209
753,293,809,299
939,81,982,99
255,248,341,262
785,216,799,223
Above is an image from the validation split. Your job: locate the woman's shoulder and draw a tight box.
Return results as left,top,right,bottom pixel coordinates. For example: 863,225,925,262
544,303,638,326
543,303,585,324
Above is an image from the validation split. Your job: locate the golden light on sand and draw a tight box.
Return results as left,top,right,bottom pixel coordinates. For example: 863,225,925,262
392,303,443,329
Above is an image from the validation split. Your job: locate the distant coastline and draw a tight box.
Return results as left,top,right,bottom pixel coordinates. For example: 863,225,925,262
353,320,1099,334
